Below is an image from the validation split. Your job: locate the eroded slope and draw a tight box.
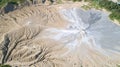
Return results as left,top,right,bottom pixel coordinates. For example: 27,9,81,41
0,3,120,67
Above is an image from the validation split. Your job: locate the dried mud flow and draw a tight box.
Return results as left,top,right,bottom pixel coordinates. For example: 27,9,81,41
0,3,120,67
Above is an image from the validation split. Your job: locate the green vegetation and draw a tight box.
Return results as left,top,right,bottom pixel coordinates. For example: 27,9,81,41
117,64,120,67
57,0,63,4
72,0,82,2
84,0,120,23
0,64,11,67
0,0,120,23
0,0,25,8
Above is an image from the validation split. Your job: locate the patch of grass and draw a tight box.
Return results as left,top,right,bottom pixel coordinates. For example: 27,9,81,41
0,64,11,67
81,5,91,10
117,64,120,67
57,0,63,4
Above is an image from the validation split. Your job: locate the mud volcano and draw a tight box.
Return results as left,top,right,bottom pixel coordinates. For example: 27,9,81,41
0,4,120,67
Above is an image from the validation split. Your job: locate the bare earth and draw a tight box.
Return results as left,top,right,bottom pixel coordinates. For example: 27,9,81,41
0,2,120,67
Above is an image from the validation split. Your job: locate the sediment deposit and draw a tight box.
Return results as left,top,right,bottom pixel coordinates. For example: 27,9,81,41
0,3,120,67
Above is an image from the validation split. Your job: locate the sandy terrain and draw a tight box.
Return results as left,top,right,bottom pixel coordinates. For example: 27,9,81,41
0,2,120,67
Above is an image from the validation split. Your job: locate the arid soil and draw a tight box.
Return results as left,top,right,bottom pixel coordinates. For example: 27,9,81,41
0,2,120,67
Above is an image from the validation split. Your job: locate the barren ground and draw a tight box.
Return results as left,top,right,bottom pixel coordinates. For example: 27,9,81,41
0,2,120,67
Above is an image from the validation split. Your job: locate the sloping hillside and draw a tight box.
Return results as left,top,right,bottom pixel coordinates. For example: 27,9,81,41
0,2,120,67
